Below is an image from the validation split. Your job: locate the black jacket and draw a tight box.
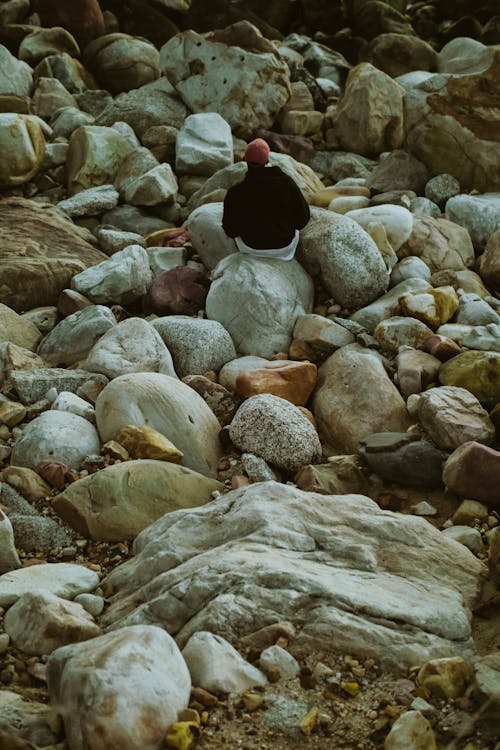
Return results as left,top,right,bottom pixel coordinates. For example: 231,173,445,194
222,165,310,249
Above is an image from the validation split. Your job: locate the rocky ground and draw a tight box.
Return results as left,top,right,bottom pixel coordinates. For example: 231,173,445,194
1,1,500,749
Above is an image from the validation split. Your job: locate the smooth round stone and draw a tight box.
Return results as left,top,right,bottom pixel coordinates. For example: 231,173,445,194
74,592,105,616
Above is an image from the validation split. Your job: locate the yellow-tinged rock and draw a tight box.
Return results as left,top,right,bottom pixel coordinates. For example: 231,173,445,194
417,656,472,699
165,712,201,750
0,401,26,428
116,424,183,463
0,113,46,187
1,465,51,501
243,692,264,711
399,286,459,329
311,185,370,207
439,350,500,410
102,440,129,460
299,706,318,735
341,681,360,696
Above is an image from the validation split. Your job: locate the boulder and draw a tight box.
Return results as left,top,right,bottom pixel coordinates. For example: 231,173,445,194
443,441,500,509
0,113,46,187
66,124,136,195
234,359,317,406
101,482,485,668
0,304,42,352
345,204,413,252
397,216,475,272
0,563,99,608
53,459,222,540
71,245,153,305
0,43,32,96
47,625,191,750
37,305,116,366
446,193,500,250
160,28,290,137
298,207,389,311
359,432,444,489
83,33,160,94
19,27,80,66
10,410,101,471
186,202,238,269
206,254,313,357
313,344,412,453
37,0,105,49
176,112,233,176
145,267,210,316
95,372,222,477
439,351,500,410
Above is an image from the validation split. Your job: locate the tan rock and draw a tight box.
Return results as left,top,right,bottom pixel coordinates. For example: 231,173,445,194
116,424,183,463
417,656,472,699
0,113,46,187
295,456,380,498
235,360,317,407
1,465,51,501
0,304,42,351
52,459,223,541
0,400,27,428
0,198,107,312
480,228,500,291
398,216,474,273
399,286,459,329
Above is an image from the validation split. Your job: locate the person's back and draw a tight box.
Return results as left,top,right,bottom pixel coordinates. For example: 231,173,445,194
222,138,310,260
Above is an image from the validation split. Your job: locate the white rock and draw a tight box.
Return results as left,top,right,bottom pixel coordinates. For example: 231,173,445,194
66,124,136,194
160,30,290,137
120,162,178,206
206,254,313,357
0,43,33,95
182,631,267,695
299,207,389,311
71,245,153,305
230,394,322,472
442,526,485,555
74,592,105,617
37,304,116,366
176,112,233,176
390,257,432,286
82,317,176,379
95,227,146,255
4,591,100,655
384,710,437,750
51,391,95,422
10,410,101,470
101,482,484,668
47,625,191,750
0,509,21,574
95,372,222,477
146,246,187,276
438,37,496,76
57,184,119,217
151,316,236,377
346,204,414,251
260,645,300,680
445,193,500,249
0,563,99,608
186,202,237,269
51,106,94,139
350,278,431,332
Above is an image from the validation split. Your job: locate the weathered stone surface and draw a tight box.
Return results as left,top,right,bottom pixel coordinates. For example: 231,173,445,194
71,245,153,305
116,425,183,462
182,631,266,695
66,124,136,195
325,63,404,156
37,0,105,49
95,372,222,477
0,304,42,352
366,32,438,78
206,254,313,358
292,314,355,355
404,52,500,192
58,185,120,218
229,394,322,472
385,710,437,750
37,305,116,367
53,459,222,541
151,316,236,378
19,26,80,66
0,694,60,747
443,441,500,508
0,562,99,608
299,208,389,311
374,316,435,355
4,591,100,655
313,344,412,453
234,359,317,407
480,228,500,290
346,204,413,252
350,278,431,332
186,202,237,269
9,368,108,405
295,456,380,498
47,625,191,750
398,286,459,330
398,216,475,273
414,386,495,452
446,192,500,250
359,432,444,489
0,43,32,96
176,112,233,176
10,410,101,471
439,350,500,410
102,482,484,668
396,348,441,399
160,28,290,138
0,113,46,187
34,52,97,93
145,266,210,316
0,510,21,575
0,198,107,312
81,317,176,379
83,33,160,94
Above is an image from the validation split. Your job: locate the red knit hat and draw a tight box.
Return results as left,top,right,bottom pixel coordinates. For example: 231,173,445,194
244,138,270,166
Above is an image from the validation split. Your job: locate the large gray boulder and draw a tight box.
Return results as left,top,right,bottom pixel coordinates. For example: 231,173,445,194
101,482,485,669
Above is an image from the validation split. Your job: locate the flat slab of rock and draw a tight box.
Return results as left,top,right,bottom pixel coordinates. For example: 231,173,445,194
102,482,485,669
0,563,99,608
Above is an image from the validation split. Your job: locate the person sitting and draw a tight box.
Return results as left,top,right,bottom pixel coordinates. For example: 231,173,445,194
222,138,310,261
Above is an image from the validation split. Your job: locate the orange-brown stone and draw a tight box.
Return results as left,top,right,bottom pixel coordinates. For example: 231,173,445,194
37,0,105,50
235,360,317,406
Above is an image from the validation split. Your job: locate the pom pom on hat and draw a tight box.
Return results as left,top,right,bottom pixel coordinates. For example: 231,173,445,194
244,138,270,166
